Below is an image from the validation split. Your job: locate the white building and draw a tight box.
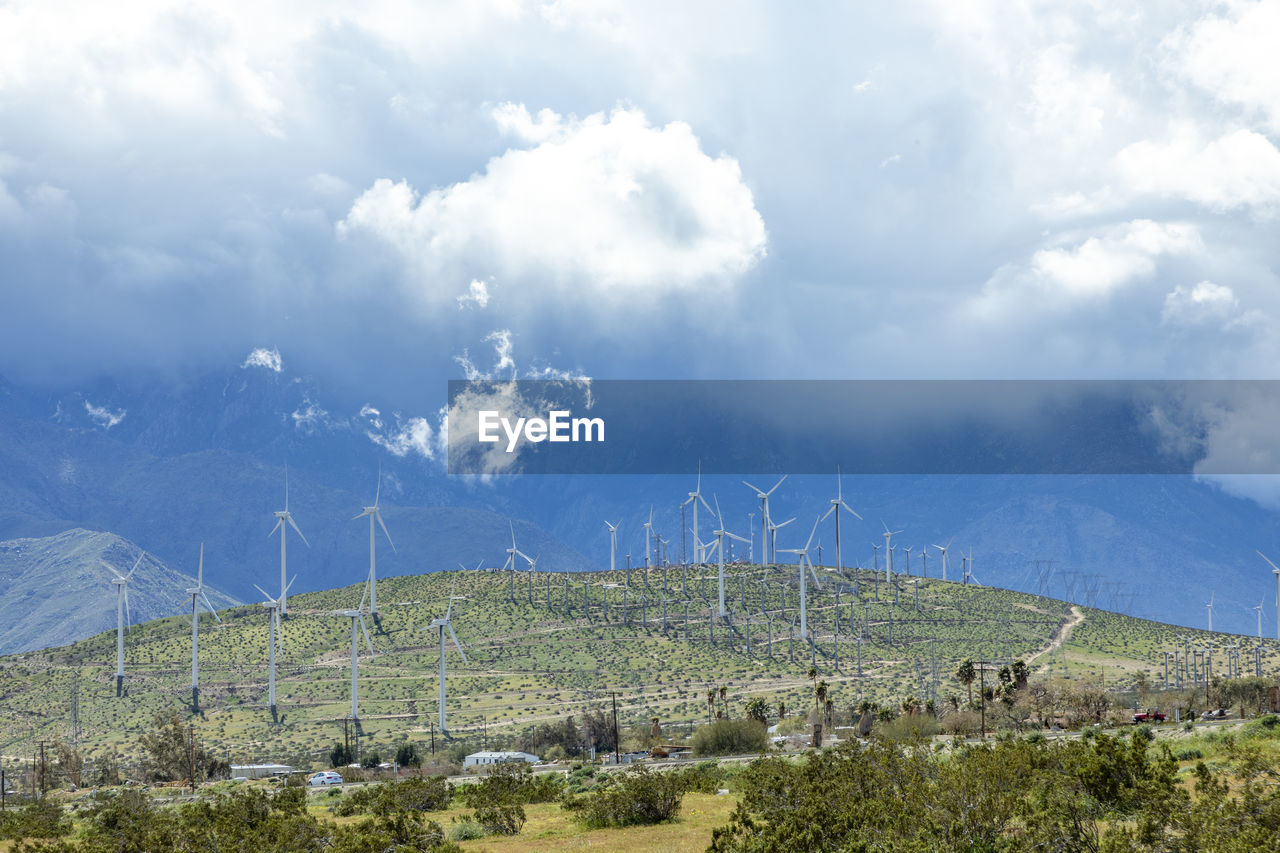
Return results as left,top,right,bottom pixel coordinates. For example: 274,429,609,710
463,751,540,769
230,763,293,779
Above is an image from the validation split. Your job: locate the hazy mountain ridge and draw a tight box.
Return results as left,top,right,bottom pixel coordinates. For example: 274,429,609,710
0,529,241,654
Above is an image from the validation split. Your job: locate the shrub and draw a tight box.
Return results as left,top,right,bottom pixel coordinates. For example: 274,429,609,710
456,761,560,807
692,719,769,756
332,776,452,817
474,801,526,835
446,819,485,841
0,797,71,840
564,765,686,828
876,715,941,742
1176,747,1204,761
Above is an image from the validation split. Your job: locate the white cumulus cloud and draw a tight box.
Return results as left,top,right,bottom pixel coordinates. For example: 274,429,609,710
1165,2,1280,133
1116,128,1280,213
338,104,767,302
1161,281,1238,327
457,279,491,310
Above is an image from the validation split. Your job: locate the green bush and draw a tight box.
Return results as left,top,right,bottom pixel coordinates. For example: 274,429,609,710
875,715,942,742
332,776,452,817
0,797,71,840
1176,747,1204,761
473,801,526,836
692,719,769,756
446,819,485,841
563,765,686,828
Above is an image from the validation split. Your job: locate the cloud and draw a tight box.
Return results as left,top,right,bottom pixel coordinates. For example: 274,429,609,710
84,400,125,429
457,279,491,310
362,410,442,460
241,347,282,372
338,104,767,303
969,220,1203,320
1116,128,1280,213
1161,281,1238,327
1165,2,1280,133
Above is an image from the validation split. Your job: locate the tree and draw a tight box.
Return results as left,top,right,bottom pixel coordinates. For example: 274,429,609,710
650,717,662,740
138,709,226,783
956,659,977,709
745,697,770,725
396,742,422,768
777,701,786,720
814,680,828,714
331,743,355,768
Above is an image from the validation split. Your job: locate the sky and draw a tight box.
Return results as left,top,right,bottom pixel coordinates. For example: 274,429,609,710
2,0,1279,415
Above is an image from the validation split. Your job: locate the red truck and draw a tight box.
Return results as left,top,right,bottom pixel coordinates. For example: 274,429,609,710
1131,711,1166,723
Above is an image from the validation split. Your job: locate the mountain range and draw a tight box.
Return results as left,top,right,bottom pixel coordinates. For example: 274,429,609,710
1,355,1279,651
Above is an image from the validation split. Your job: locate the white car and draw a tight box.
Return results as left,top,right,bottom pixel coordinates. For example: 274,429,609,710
308,771,344,786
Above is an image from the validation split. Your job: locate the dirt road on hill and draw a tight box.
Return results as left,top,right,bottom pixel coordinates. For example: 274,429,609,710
1028,605,1085,667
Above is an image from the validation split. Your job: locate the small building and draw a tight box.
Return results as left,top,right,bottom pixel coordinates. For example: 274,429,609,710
230,763,293,779
463,751,540,770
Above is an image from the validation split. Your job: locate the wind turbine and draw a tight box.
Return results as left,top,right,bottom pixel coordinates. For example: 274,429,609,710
882,522,903,582
966,548,981,585
426,580,468,734
269,469,309,615
353,464,395,618
187,544,222,713
778,516,822,640
1255,598,1265,639
109,555,143,698
254,576,294,723
1206,592,1214,633
710,495,749,617
332,587,376,721
743,476,786,565
820,467,862,572
1257,551,1280,639
932,538,954,582
643,507,654,569
769,517,796,566
683,463,712,564
605,520,621,573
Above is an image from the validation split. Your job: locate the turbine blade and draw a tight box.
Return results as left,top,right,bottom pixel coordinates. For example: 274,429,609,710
197,543,204,587
287,515,310,547
767,474,787,495
446,577,457,620
125,554,143,581
269,519,284,538
284,465,289,511
839,500,862,520
820,505,835,522
358,582,369,613
202,592,222,623
699,494,713,513
124,587,132,629
1259,550,1280,573
447,623,468,664
359,615,376,656
351,511,366,521
284,574,297,596
742,480,764,494
374,461,381,507
253,584,273,601
376,511,396,553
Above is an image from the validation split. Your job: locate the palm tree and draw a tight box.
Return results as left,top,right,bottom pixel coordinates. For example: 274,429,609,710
956,658,976,709
650,717,661,739
777,701,786,720
719,685,728,717
706,689,717,723
815,680,828,714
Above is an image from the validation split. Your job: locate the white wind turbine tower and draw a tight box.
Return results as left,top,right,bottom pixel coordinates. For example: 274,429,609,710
269,469,309,616
779,517,823,640
1206,592,1214,633
1256,551,1280,639
932,538,954,582
110,555,143,698
332,587,376,721
710,495,749,617
604,520,621,572
187,544,222,713
426,580,468,735
253,577,294,723
821,467,862,572
965,548,981,585
882,522,903,582
1255,598,1265,639
353,464,395,618
683,464,712,564
743,476,786,565
643,507,654,569
769,517,796,566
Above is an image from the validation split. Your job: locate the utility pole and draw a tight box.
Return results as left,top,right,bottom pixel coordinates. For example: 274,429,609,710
609,692,621,766
37,740,47,799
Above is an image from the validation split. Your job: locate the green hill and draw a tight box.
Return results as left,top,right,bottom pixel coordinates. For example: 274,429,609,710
1,563,1275,772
